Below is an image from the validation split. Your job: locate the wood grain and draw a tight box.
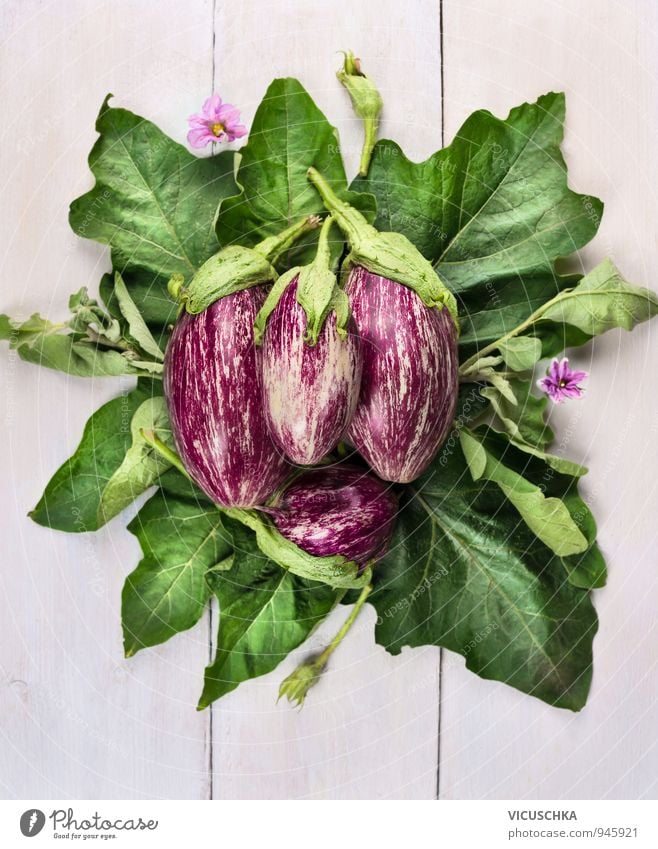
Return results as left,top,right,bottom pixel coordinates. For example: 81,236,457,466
210,0,443,800
0,0,215,799
439,0,658,800
1,0,656,801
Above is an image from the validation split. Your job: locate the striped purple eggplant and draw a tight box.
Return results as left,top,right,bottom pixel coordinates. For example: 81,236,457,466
346,266,458,482
262,276,362,464
164,287,290,507
306,168,460,482
163,217,320,507
271,464,397,566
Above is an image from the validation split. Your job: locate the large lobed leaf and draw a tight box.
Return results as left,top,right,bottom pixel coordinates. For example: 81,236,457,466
352,92,603,353
30,384,154,532
70,96,237,281
215,78,376,266
199,518,339,707
123,490,231,656
369,439,599,711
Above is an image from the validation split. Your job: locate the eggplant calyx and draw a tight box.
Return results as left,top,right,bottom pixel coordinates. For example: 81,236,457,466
307,166,460,329
254,215,351,347
179,215,321,315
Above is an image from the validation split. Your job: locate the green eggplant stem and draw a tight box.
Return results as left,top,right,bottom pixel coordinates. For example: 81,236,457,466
306,167,372,246
255,214,322,264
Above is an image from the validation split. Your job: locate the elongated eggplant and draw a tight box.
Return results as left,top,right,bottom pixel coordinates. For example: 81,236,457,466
307,168,459,482
164,216,318,507
165,287,289,506
256,216,362,465
346,266,458,482
271,464,397,565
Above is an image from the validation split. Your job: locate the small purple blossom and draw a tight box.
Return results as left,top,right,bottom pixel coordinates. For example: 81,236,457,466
187,94,247,149
537,357,588,404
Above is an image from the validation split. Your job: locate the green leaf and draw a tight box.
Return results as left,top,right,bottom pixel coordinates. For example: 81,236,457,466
122,491,232,655
29,385,152,531
370,443,598,711
539,258,658,335
559,491,607,589
351,93,602,352
0,311,155,378
67,287,122,343
504,437,588,478
460,429,588,557
113,273,164,361
489,440,606,589
98,396,173,524
481,378,553,447
498,336,542,371
455,382,491,427
157,467,212,503
215,78,376,267
198,518,338,707
69,96,237,280
99,269,177,336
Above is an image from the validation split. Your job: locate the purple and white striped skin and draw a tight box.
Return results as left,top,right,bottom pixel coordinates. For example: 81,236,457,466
164,286,290,507
272,464,397,566
262,277,363,465
345,265,459,483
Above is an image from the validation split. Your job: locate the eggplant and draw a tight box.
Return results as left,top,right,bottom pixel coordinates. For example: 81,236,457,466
307,168,459,482
164,216,319,507
255,216,362,465
271,464,397,566
346,266,458,482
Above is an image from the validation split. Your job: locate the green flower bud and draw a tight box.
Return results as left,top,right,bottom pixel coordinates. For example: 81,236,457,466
337,51,383,176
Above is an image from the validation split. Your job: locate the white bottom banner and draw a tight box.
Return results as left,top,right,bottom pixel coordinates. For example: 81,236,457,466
0,800,656,848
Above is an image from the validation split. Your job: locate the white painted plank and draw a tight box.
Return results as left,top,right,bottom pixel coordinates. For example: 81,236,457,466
210,0,443,799
439,0,658,799
0,0,216,798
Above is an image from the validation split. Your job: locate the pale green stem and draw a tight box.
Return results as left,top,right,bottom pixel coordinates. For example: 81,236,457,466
307,166,372,246
313,582,373,670
255,214,321,265
359,117,378,177
313,213,334,270
459,290,566,374
139,429,190,478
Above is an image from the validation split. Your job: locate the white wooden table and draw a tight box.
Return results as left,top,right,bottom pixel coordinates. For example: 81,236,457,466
1,0,656,800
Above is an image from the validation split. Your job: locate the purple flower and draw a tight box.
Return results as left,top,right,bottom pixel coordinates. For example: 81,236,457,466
187,95,247,149
537,357,588,404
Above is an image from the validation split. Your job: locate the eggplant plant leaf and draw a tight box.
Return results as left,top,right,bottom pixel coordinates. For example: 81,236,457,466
29,385,153,532
98,396,173,525
100,269,177,337
70,95,237,280
0,310,157,379
215,77,376,267
487,438,606,589
199,517,338,707
538,258,658,335
480,379,554,448
352,93,602,354
113,273,164,361
460,429,588,556
122,491,232,655
497,336,543,371
369,440,599,710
